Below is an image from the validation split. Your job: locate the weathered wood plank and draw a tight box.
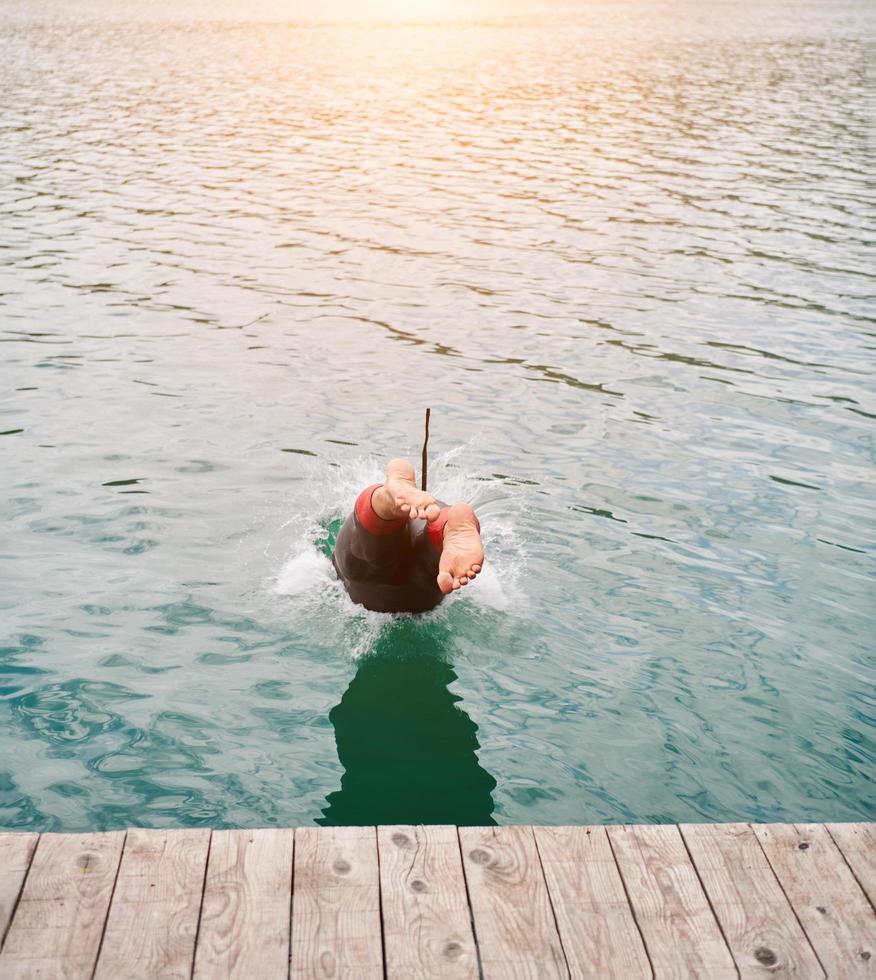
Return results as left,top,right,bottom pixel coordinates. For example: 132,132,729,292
0,831,124,980
459,825,568,979
826,823,876,909
93,827,211,980
534,825,651,979
753,823,876,978
0,822,871,980
681,822,824,978
193,828,294,980
378,824,477,979
290,825,382,979
606,823,736,979
0,833,38,946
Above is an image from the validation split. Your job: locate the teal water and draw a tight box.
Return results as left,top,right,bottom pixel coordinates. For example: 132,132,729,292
1,0,874,833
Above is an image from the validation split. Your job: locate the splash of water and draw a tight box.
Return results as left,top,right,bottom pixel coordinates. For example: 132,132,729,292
270,446,526,657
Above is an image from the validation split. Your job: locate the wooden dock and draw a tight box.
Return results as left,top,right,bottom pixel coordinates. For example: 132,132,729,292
0,823,872,978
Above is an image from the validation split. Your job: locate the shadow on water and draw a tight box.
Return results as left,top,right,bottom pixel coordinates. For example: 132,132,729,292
319,619,496,827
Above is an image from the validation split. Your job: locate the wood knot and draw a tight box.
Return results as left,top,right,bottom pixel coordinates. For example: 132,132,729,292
861,951,871,961
816,906,827,915
754,947,777,966
797,841,809,850
391,833,410,849
332,859,351,875
319,950,336,974
469,848,490,865
410,879,427,893
76,852,97,872
444,942,463,961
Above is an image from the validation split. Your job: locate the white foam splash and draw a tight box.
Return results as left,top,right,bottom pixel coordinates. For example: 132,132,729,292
268,446,527,656
273,548,334,597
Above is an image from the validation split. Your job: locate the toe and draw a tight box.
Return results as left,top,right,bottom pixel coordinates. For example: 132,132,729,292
437,571,454,594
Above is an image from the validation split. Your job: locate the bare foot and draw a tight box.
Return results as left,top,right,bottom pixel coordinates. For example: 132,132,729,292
437,503,484,594
372,458,440,523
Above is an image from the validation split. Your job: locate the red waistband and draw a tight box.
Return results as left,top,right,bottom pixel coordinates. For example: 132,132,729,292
426,507,451,551
355,484,406,535
356,484,479,548
426,507,480,551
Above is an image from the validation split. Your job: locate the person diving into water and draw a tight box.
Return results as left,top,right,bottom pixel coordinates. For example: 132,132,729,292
327,457,495,826
332,458,484,613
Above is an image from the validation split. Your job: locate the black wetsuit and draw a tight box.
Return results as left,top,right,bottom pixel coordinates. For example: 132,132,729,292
331,483,447,614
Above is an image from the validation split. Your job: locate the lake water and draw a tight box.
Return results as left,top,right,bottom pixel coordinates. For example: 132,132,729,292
1,0,874,833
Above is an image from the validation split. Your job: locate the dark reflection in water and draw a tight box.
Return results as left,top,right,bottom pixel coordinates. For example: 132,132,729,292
319,623,495,827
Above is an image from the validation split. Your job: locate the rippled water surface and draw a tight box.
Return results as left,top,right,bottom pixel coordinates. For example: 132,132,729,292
2,0,874,832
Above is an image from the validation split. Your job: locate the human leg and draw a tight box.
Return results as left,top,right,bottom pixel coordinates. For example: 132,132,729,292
374,459,484,594
371,458,440,523
333,458,484,607
431,503,484,594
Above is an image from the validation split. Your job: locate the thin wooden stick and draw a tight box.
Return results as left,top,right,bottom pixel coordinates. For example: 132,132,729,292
421,407,431,491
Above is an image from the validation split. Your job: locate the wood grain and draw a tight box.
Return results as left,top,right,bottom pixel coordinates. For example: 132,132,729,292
291,825,382,979
0,831,124,980
753,823,876,978
826,823,876,909
681,822,824,978
378,824,477,979
606,823,736,979
193,828,294,979
459,825,568,979
534,825,651,979
93,827,211,980
0,833,38,946
1,822,872,979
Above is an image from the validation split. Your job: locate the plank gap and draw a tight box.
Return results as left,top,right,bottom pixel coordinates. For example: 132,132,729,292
606,824,737,978
454,828,486,980
89,828,128,980
1,831,126,979
676,825,741,980
288,829,296,980
530,827,573,977
604,825,657,980
0,833,40,953
93,828,211,980
752,823,875,978
747,823,829,979
459,826,568,978
825,824,876,914
188,828,213,980
374,826,387,980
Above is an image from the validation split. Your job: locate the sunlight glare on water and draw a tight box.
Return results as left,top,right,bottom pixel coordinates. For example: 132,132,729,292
0,0,874,832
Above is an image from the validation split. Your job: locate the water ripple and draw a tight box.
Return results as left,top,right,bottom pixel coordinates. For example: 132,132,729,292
1,0,873,831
